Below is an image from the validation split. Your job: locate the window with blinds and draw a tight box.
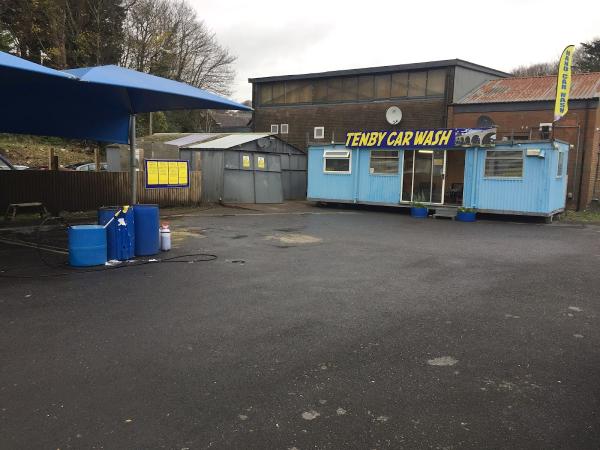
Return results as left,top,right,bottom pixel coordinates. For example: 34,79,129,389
370,150,399,174
484,150,524,178
557,151,565,177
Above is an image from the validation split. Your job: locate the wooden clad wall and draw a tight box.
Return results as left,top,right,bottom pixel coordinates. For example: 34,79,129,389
0,171,201,213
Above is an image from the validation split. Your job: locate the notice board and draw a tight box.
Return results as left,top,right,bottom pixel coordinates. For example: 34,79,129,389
145,159,189,188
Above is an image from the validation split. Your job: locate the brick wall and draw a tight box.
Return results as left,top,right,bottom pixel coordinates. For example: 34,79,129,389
449,103,599,210
254,98,447,150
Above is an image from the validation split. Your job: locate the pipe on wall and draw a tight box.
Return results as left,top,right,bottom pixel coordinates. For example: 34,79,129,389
576,102,591,210
129,115,137,205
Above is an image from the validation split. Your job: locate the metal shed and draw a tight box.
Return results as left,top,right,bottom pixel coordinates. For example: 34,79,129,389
166,133,306,204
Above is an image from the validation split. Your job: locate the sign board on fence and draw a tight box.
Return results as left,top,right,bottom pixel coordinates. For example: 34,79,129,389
145,159,189,188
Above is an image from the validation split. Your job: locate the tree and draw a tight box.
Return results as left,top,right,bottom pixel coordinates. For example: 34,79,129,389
0,29,12,52
1,0,236,135
120,0,235,95
0,0,55,64
0,0,127,68
511,60,558,77
63,0,127,67
574,38,600,73
512,39,600,77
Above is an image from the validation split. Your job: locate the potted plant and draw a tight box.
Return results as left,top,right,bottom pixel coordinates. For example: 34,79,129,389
456,207,477,222
410,201,429,218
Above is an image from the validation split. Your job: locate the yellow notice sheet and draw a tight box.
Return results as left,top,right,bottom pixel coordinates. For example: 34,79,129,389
178,162,188,185
147,161,159,185
168,162,179,184
157,161,169,185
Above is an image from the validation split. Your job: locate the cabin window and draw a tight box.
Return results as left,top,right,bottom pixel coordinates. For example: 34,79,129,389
323,150,351,173
484,150,524,178
557,151,564,177
370,150,399,174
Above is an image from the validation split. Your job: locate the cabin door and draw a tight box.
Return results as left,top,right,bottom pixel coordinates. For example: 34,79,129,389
401,150,446,204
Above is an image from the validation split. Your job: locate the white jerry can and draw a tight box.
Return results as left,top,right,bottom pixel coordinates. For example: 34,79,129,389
160,223,171,251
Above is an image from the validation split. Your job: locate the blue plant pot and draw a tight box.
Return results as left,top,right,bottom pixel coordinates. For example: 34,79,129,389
410,207,429,218
456,211,477,222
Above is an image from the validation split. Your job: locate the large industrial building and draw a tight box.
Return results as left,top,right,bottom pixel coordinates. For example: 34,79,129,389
249,59,509,150
250,60,600,210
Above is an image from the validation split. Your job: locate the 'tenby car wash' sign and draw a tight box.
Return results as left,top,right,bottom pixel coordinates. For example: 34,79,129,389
345,128,496,149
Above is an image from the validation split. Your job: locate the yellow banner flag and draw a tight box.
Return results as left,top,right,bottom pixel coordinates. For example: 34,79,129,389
554,45,575,121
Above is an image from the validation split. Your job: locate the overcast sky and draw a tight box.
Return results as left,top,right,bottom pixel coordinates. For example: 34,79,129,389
191,0,600,102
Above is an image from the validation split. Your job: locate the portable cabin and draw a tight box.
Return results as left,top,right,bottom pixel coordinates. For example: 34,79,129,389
167,133,307,204
307,139,569,218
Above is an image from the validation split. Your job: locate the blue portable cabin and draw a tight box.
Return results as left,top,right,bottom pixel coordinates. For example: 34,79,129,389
307,140,569,218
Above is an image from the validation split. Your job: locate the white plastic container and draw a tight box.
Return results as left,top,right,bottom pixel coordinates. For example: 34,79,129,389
160,223,171,251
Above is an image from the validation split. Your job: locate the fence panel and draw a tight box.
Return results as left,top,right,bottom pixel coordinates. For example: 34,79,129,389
0,171,201,212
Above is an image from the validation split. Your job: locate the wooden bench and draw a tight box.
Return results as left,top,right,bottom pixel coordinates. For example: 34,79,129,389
5,202,49,220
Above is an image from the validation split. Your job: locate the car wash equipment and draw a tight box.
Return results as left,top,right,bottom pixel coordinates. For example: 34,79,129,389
98,205,135,261
160,223,171,251
68,225,107,267
133,204,160,256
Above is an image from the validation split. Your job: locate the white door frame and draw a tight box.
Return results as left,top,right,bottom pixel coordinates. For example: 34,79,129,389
401,149,447,205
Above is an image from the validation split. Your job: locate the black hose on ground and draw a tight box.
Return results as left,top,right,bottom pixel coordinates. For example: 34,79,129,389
0,216,217,279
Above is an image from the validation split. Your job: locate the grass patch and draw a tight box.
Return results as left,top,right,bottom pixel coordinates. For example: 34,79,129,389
561,209,600,224
0,134,98,168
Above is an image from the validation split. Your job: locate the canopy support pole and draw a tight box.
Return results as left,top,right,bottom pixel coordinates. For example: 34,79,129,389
129,115,137,205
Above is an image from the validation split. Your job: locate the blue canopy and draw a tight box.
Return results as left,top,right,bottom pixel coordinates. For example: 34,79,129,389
0,51,77,80
65,65,249,113
0,52,251,144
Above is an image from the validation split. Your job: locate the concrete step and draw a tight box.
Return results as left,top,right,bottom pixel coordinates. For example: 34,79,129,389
432,207,458,219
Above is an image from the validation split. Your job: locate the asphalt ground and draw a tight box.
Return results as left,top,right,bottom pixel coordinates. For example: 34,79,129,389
1,204,600,449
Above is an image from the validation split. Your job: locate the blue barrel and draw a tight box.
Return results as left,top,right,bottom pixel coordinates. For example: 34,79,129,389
98,207,135,261
133,204,160,256
410,207,429,218
456,211,477,222
68,225,107,267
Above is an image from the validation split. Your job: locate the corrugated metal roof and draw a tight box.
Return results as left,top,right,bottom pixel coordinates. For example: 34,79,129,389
165,133,215,146
457,72,600,104
187,133,273,149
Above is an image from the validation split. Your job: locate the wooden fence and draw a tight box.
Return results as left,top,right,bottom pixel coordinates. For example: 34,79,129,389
0,171,201,213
